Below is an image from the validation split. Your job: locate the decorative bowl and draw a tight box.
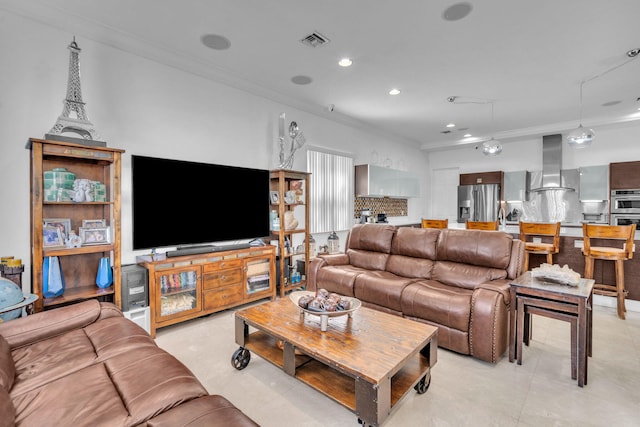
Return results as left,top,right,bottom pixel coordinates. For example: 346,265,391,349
289,290,361,331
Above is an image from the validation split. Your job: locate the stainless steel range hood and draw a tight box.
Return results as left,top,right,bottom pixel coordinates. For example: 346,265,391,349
530,134,575,192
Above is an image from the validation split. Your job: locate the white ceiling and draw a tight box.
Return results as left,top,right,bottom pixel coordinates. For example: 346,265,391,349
4,0,640,151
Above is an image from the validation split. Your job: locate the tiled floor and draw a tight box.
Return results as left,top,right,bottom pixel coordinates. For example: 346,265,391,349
155,303,640,426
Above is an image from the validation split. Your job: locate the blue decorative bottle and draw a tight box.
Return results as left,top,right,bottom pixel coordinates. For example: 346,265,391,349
43,256,65,297
96,257,113,289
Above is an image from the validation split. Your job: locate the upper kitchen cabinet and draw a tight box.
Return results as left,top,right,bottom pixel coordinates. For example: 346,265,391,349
355,164,419,197
504,171,528,201
610,161,640,190
579,165,609,200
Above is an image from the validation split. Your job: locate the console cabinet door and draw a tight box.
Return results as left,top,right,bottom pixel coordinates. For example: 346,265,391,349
154,265,201,321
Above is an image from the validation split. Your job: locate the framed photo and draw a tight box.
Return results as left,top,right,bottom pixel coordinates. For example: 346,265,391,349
269,191,280,204
43,226,65,247
43,218,71,240
80,226,111,246
82,219,106,228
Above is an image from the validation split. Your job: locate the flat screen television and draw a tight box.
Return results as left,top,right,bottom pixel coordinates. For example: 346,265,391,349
131,155,270,253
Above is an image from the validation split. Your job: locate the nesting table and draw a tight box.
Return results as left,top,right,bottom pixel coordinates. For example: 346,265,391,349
509,272,594,387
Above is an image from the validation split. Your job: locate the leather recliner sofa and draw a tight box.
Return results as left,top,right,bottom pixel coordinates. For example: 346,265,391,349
307,224,525,363
0,300,258,427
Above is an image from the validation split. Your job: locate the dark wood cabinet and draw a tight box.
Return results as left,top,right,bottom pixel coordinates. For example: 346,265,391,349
460,171,504,200
610,161,640,189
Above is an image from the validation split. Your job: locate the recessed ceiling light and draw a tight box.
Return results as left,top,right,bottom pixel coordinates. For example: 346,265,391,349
442,2,473,21
338,58,352,67
464,133,472,138
446,123,455,128
291,75,313,85
201,34,231,50
389,88,401,95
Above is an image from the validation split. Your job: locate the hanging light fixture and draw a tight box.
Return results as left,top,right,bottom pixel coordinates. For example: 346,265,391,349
566,80,594,148
482,102,502,156
567,47,639,148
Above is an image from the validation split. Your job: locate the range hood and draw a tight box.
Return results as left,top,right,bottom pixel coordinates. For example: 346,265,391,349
530,134,575,192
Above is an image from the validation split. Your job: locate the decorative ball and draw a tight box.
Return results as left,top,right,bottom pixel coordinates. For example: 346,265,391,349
0,277,25,322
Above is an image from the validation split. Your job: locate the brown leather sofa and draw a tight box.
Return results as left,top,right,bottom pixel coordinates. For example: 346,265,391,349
307,224,525,363
0,300,258,427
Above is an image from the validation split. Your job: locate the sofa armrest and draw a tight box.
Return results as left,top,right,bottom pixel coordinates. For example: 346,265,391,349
307,254,351,292
144,395,259,427
476,280,511,304
469,281,511,363
318,253,350,265
0,300,107,349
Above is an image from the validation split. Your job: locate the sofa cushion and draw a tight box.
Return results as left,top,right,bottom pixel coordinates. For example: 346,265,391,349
387,227,439,278
0,387,15,427
401,280,473,332
437,229,513,269
0,335,14,391
145,395,259,427
347,223,396,253
314,265,368,296
354,271,414,312
12,363,130,427
345,224,396,271
432,261,507,290
10,328,98,396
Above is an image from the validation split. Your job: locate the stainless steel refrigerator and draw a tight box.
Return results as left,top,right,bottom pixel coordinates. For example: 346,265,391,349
457,184,501,223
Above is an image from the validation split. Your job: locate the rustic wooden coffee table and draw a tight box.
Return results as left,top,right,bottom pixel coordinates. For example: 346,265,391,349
232,298,438,426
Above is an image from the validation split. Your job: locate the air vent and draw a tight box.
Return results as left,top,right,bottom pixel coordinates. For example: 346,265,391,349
300,32,330,48
440,130,452,134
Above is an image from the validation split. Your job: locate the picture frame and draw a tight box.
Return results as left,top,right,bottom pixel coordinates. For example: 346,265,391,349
43,226,65,247
269,191,280,204
79,226,111,246
43,218,71,240
82,219,106,228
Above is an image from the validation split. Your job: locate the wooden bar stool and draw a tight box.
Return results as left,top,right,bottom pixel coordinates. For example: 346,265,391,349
519,222,561,271
421,218,448,229
466,220,499,230
582,223,636,320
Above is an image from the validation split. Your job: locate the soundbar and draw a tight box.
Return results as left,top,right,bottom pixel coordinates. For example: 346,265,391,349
166,243,252,258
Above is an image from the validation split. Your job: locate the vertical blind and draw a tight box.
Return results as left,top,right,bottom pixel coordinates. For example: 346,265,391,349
307,149,354,233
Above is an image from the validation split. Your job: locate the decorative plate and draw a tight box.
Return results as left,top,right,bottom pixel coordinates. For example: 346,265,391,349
289,290,361,331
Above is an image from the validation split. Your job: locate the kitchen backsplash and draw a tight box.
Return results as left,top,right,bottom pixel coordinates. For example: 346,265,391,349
354,197,408,218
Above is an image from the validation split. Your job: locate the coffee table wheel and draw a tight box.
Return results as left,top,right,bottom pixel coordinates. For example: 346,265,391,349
414,371,431,394
232,347,251,370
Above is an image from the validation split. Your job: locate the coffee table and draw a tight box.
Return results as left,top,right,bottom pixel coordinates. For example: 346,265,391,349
232,298,438,426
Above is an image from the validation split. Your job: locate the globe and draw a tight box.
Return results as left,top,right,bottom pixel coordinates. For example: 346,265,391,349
0,277,25,322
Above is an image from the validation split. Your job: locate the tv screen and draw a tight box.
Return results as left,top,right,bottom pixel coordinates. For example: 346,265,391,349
131,155,270,251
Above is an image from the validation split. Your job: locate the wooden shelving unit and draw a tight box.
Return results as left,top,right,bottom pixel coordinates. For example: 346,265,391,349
270,169,310,297
29,138,124,311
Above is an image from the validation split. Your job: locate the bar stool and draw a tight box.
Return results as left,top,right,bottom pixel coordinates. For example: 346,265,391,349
519,222,561,271
582,223,636,319
466,220,499,230
421,218,448,229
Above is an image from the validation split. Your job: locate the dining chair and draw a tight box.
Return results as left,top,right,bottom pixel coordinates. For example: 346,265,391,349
518,222,561,271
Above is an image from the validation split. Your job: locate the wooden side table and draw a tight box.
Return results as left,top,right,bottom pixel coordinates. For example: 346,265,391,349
509,272,594,387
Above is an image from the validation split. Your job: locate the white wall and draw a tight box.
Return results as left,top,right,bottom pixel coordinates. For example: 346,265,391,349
0,10,429,290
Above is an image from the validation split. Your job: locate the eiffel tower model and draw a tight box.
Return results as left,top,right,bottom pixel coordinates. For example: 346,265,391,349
46,37,106,146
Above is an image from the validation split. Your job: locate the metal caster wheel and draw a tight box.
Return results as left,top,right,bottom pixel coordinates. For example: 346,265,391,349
232,347,251,370
414,371,431,394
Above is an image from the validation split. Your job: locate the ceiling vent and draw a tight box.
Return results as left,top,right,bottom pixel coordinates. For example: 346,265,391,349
300,32,330,48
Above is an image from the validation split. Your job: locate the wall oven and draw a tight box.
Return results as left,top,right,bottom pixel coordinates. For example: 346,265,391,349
610,213,640,228
610,189,640,213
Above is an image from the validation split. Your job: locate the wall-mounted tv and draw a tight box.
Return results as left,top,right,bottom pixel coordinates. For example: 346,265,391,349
131,155,270,253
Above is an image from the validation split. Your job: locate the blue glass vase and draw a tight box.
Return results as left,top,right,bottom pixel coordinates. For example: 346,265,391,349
96,257,113,289
43,256,65,297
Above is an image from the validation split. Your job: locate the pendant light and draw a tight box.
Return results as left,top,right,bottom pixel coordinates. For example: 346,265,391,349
566,80,594,148
567,47,639,148
482,102,502,156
